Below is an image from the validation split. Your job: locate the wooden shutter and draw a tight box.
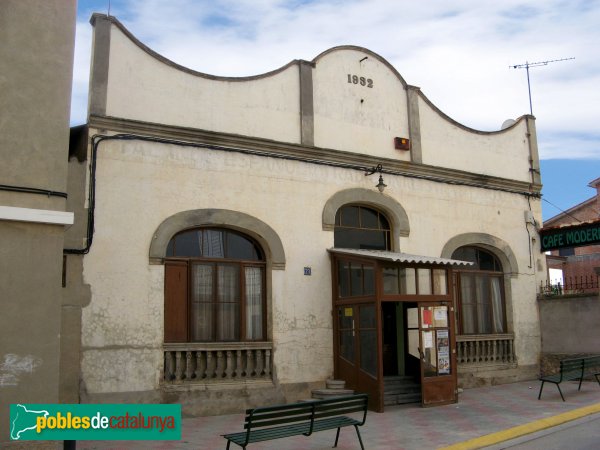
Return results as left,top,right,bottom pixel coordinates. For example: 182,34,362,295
164,260,188,342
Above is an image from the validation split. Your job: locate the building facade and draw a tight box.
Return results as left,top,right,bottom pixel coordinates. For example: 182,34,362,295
0,0,76,445
544,177,600,293
64,14,546,415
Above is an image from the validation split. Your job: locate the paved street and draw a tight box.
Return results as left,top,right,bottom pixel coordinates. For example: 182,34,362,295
77,380,600,450
483,411,600,450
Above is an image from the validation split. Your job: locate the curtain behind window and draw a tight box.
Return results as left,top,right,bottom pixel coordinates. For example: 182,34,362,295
460,274,475,334
245,267,263,340
490,277,504,333
217,265,239,341
475,275,491,334
191,264,213,341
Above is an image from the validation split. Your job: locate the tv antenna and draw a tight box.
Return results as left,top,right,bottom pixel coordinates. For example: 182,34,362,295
510,57,574,115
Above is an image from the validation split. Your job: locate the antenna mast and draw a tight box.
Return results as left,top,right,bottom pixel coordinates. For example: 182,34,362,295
510,57,574,115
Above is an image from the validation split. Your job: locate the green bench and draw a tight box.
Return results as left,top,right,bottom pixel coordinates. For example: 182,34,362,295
222,393,368,449
538,355,600,401
583,355,600,386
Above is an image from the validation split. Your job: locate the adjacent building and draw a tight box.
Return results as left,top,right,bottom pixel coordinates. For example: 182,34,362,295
62,14,546,415
544,177,600,294
0,0,76,445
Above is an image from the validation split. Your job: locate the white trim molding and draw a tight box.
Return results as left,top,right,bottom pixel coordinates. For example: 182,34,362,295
0,206,74,226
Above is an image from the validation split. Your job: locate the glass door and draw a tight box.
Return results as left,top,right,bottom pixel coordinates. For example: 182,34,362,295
407,302,457,406
335,303,382,412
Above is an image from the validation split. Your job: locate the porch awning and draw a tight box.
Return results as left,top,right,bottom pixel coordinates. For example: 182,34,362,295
327,248,474,267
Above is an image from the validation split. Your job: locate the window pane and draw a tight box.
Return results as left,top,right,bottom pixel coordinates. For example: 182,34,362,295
383,267,399,294
460,274,475,334
335,209,342,226
433,269,447,295
360,329,377,376
217,303,239,341
475,275,491,333
191,264,214,341
478,250,497,271
360,231,387,250
359,305,376,328
245,267,263,340
452,247,476,264
400,268,416,295
172,230,201,257
490,277,505,333
379,213,390,230
203,229,225,258
334,205,391,250
334,229,387,250
340,330,355,362
166,239,174,257
217,265,240,341
338,262,350,297
360,207,379,229
359,304,378,373
227,231,261,260
341,205,360,227
191,302,213,341
350,263,363,296
418,268,432,294
363,265,375,295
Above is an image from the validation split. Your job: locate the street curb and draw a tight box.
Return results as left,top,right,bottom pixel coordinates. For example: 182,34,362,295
438,402,600,450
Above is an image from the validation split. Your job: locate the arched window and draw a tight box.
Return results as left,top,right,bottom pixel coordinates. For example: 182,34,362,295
334,204,391,250
452,246,505,335
164,228,265,343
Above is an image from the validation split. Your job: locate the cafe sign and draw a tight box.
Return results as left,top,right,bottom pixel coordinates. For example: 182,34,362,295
540,220,600,251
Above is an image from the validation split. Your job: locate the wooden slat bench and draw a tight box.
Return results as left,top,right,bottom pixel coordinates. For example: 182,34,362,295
222,393,368,449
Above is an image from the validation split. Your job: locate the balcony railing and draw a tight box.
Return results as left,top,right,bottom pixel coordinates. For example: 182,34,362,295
456,334,516,366
163,342,273,384
539,276,599,296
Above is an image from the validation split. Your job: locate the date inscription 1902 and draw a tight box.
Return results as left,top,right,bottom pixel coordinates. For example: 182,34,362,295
347,74,373,88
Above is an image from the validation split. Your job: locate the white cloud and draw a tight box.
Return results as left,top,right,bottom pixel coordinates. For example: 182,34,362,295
72,0,600,160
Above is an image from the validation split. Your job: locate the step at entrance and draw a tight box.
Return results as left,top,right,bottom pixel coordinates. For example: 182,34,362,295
311,379,354,399
384,376,421,405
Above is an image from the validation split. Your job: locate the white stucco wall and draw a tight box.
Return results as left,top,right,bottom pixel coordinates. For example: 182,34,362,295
80,136,543,394
94,18,538,184
104,24,301,144
418,97,533,182
312,49,410,160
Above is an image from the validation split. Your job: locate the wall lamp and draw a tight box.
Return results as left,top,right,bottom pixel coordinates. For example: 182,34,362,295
365,164,387,193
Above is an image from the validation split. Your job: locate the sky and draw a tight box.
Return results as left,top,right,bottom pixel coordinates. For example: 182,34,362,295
72,0,600,221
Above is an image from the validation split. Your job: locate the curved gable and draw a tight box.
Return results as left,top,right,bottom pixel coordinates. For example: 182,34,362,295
311,46,411,160
90,14,302,144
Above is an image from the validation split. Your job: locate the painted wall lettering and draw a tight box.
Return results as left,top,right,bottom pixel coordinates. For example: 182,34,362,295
347,74,373,88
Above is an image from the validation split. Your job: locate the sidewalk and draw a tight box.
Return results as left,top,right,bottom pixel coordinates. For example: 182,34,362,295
78,380,600,450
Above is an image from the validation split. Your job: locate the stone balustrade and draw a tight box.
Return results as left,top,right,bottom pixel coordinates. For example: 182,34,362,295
163,342,272,384
456,334,516,365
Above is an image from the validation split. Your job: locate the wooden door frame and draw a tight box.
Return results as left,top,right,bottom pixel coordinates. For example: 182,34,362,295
331,252,458,411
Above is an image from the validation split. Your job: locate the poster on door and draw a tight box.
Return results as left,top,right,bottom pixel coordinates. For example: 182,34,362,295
437,330,450,375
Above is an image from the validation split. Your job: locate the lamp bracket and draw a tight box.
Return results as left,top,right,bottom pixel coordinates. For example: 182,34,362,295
365,164,383,176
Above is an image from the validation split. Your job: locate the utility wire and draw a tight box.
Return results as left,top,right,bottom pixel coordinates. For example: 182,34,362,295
542,197,583,223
